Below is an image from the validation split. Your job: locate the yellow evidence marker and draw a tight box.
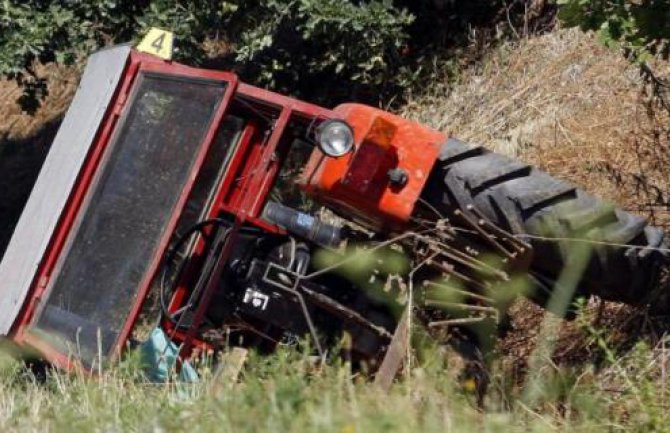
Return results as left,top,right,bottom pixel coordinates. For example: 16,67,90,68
136,27,175,60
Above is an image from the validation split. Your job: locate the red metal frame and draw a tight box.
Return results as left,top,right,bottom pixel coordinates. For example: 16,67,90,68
164,123,258,323
237,83,334,119
11,56,145,369
164,92,335,355
12,52,239,367
241,108,292,217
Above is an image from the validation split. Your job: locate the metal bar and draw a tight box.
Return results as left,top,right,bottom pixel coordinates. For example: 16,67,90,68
423,300,498,313
300,286,393,339
428,318,488,328
178,224,241,360
424,237,510,280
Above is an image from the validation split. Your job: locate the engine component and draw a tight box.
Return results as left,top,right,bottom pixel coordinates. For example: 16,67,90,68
263,202,342,248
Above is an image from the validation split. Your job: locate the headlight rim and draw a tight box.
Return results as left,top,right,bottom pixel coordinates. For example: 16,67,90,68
315,119,355,158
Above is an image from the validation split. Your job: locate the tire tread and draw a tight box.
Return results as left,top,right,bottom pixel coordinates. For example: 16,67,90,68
424,139,669,307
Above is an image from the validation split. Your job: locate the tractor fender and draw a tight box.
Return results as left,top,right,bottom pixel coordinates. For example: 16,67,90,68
301,103,445,229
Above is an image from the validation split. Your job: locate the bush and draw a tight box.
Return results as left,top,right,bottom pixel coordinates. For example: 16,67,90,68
216,0,416,105
0,1,415,109
0,1,558,111
0,1,148,112
559,0,670,62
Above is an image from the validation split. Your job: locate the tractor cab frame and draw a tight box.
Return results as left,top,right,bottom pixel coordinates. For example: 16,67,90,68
0,45,443,371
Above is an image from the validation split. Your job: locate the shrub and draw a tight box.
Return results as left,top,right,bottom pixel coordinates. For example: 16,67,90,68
0,0,414,109
1,1,561,111
230,0,414,104
0,1,148,112
558,0,670,62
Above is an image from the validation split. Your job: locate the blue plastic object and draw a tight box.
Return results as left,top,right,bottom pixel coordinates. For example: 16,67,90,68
140,327,199,383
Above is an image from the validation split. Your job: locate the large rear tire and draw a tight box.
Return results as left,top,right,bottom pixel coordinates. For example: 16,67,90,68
422,138,668,308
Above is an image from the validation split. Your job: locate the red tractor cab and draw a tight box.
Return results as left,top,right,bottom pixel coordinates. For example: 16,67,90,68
0,45,443,371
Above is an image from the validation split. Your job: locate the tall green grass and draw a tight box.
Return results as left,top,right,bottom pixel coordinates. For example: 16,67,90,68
0,332,666,433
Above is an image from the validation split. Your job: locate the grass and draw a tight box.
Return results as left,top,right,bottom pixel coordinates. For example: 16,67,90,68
0,310,668,433
5,230,665,432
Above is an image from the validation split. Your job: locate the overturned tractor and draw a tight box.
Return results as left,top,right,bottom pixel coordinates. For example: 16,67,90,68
0,38,666,384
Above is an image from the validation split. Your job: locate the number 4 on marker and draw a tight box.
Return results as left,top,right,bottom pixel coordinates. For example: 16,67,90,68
151,33,165,51
137,28,175,61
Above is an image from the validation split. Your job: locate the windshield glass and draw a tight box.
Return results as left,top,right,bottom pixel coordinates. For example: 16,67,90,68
30,72,227,367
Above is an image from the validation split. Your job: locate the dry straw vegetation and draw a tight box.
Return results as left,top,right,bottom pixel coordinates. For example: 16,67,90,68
1,27,670,432
0,63,78,142
402,28,670,232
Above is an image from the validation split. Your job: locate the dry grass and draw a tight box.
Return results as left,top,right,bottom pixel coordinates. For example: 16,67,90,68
0,63,79,142
402,27,670,231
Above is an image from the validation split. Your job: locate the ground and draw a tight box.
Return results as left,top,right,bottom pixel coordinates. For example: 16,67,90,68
1,28,669,432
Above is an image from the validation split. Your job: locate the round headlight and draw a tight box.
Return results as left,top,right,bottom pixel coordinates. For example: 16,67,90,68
316,119,354,157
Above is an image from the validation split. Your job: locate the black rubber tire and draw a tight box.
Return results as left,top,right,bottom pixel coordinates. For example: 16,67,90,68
422,138,669,308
